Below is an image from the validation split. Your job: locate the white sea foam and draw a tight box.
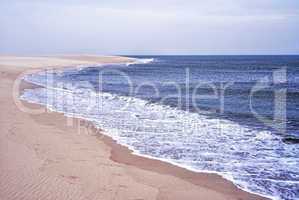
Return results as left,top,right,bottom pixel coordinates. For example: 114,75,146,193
21,69,299,200
126,58,155,66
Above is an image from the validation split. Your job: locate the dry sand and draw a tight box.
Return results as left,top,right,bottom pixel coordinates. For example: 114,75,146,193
0,55,268,200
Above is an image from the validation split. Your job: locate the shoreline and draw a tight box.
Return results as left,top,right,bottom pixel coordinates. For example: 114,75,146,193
1,55,269,200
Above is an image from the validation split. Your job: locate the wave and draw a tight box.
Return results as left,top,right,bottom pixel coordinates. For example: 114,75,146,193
126,58,155,66
20,67,299,200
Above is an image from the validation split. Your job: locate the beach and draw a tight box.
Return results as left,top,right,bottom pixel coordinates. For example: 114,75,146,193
0,55,268,200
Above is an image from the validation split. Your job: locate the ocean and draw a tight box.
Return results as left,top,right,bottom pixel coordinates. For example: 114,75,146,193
21,55,299,200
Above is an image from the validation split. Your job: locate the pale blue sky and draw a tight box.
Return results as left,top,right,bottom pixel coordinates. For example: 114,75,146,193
1,0,299,55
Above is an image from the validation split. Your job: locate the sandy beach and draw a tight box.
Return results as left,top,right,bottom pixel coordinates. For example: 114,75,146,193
0,55,268,200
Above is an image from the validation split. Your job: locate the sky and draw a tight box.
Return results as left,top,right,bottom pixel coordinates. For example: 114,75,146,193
1,0,299,55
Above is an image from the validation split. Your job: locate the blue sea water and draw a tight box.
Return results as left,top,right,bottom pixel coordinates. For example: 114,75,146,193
21,56,299,200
